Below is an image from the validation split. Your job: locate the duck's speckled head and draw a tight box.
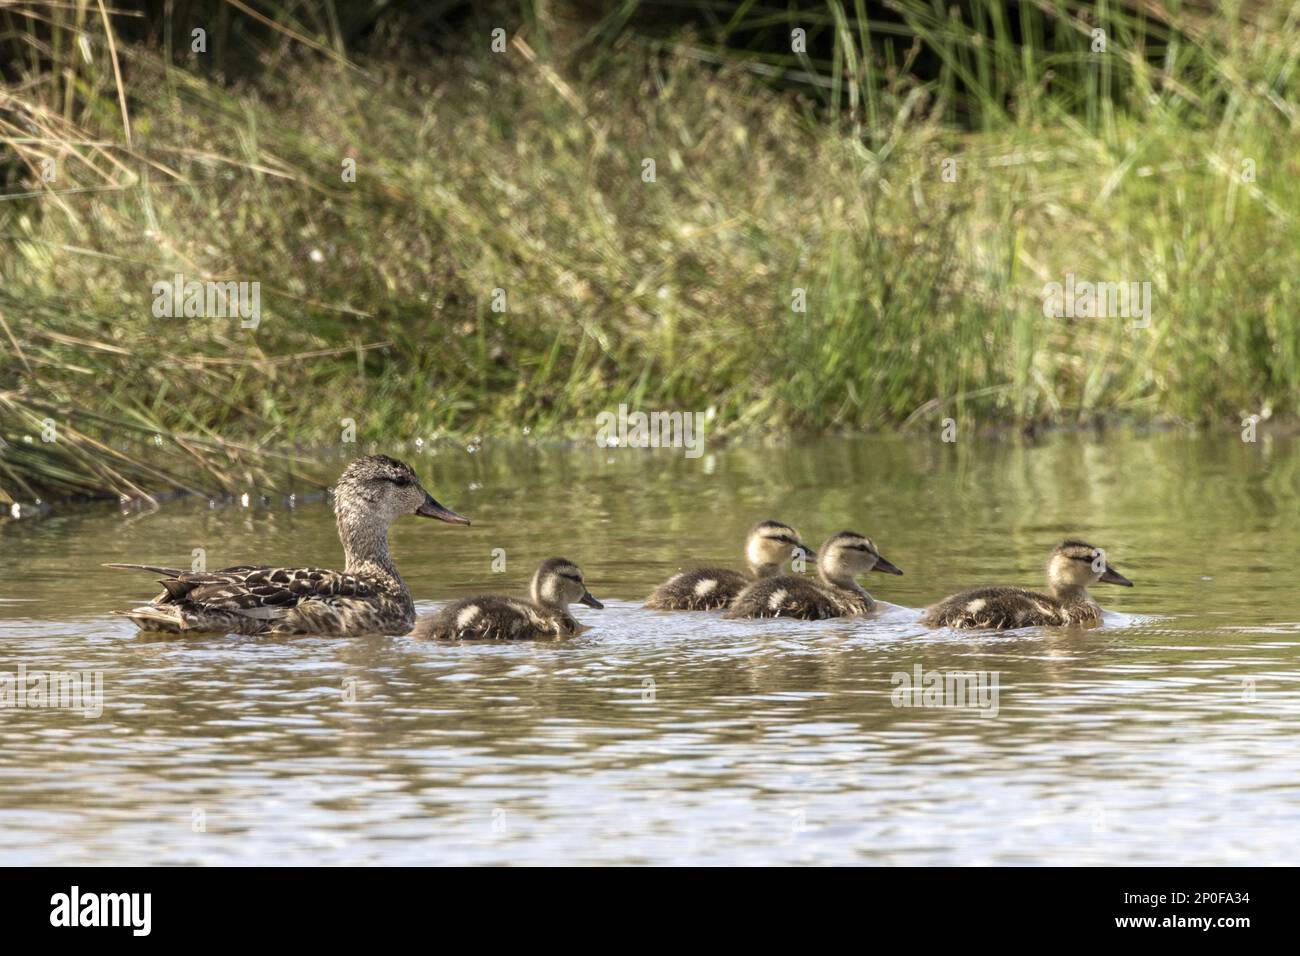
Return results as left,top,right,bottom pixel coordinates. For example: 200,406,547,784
745,520,816,575
531,557,603,610
334,454,471,528
1047,539,1132,590
816,530,902,586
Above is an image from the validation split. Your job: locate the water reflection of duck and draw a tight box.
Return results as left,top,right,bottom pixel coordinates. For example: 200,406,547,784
644,520,816,611
108,455,470,635
920,539,1133,630
725,530,903,620
412,558,603,640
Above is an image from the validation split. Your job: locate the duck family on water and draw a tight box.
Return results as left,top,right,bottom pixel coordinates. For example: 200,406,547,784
109,455,1134,639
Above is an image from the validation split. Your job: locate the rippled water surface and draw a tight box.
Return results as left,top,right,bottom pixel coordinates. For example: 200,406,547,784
3,432,1299,864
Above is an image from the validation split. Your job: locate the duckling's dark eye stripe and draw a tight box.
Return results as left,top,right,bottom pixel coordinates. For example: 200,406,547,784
560,573,582,582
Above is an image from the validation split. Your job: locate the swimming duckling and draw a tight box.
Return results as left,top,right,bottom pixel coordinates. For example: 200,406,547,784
109,455,470,635
644,520,816,611
725,530,902,620
412,557,603,640
920,539,1133,630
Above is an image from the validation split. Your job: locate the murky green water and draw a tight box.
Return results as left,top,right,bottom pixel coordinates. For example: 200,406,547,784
2,432,1299,864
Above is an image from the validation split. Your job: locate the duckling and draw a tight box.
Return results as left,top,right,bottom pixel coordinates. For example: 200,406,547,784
412,557,603,641
920,539,1133,630
644,520,816,610
725,530,902,620
108,455,470,635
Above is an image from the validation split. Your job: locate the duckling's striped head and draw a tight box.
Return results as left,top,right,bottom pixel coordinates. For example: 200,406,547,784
817,530,903,584
745,520,815,575
531,557,603,610
1047,539,1133,589
334,454,470,527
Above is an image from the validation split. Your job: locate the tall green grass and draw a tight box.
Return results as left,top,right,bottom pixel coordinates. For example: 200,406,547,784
2,1,1299,502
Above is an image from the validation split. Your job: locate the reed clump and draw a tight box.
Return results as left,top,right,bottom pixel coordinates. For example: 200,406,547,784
2,2,1298,502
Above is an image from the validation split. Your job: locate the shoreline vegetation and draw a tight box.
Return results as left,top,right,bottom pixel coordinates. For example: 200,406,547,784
2,1,1298,504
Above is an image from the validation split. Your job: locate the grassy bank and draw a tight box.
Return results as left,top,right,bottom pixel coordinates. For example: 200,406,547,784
2,2,1299,502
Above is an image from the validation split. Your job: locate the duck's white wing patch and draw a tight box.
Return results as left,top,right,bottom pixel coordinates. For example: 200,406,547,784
456,604,482,629
965,598,987,614
694,578,718,598
767,589,789,611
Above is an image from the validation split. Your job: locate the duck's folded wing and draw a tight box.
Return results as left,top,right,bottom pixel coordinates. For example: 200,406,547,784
154,566,381,619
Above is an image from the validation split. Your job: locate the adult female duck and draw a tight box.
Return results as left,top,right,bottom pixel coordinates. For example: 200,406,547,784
109,455,470,635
